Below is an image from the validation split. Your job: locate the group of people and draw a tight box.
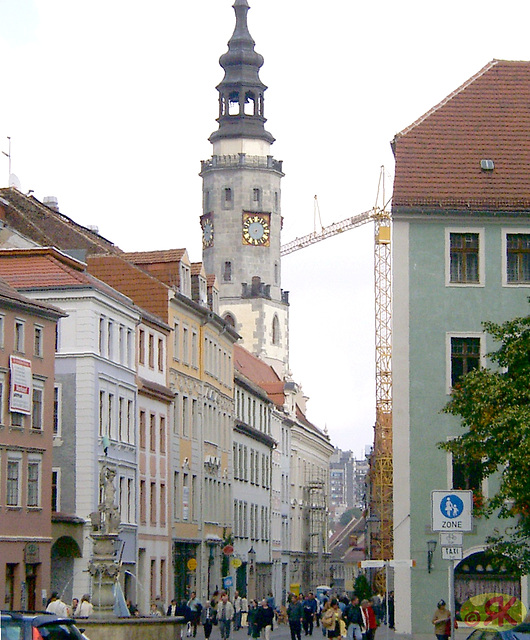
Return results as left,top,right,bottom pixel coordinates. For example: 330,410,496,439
287,593,379,640
45,592,94,618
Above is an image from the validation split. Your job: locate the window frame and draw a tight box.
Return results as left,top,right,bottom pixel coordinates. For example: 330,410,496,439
27,457,41,508
446,331,485,393
502,227,530,286
445,227,485,287
14,319,25,353
6,454,22,507
31,381,44,432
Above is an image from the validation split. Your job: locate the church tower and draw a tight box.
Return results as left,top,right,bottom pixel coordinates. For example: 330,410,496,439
200,0,289,378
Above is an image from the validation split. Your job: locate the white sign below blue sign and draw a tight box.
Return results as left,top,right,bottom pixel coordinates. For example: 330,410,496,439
431,490,473,532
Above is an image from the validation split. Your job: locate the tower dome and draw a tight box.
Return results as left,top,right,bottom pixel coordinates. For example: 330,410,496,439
209,0,274,144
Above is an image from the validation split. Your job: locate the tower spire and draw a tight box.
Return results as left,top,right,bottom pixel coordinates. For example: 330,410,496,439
209,0,274,144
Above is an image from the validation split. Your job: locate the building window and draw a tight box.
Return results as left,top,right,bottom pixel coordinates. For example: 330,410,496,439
0,372,6,425
158,338,164,371
449,232,480,284
450,336,481,387
31,386,43,431
223,262,232,282
173,322,180,361
506,233,530,283
53,385,61,437
253,188,261,205
27,460,40,507
182,327,189,365
51,468,60,512
7,459,20,506
160,484,166,525
452,456,482,493
148,334,154,368
182,397,189,438
160,415,166,454
139,329,145,365
150,414,156,452
150,482,157,524
140,410,146,449
107,321,113,360
272,315,280,346
140,480,146,523
99,317,105,355
0,314,4,348
191,331,198,369
14,320,24,353
34,326,43,357
224,187,233,208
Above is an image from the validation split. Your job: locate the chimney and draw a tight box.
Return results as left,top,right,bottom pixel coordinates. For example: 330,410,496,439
43,196,59,212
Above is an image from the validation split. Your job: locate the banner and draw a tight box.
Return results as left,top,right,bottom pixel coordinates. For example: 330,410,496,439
10,355,32,415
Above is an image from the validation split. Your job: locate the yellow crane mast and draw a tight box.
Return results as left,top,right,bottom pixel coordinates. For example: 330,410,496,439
281,187,393,564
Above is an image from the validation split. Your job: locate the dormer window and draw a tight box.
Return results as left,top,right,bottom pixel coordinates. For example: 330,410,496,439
180,263,191,298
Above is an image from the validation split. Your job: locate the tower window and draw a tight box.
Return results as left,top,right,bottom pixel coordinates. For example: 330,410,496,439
204,190,210,212
245,91,256,116
274,262,280,285
274,191,279,211
253,188,261,205
229,91,240,116
272,315,280,346
223,188,233,209
224,262,232,282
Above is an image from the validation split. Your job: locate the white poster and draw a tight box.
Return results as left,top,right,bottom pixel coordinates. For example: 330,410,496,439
10,355,32,415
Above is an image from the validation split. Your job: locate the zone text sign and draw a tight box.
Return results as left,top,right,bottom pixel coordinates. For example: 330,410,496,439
432,490,473,532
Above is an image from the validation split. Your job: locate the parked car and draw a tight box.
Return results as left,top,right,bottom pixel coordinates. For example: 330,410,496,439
0,611,90,640
466,622,530,640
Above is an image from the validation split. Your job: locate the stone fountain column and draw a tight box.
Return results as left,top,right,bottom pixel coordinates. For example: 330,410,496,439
88,463,121,618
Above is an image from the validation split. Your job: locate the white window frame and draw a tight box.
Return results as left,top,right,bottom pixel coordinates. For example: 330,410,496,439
53,384,62,439
445,331,485,394
31,381,44,432
6,453,22,507
27,456,42,508
14,319,25,353
34,324,44,358
502,227,530,287
445,227,485,287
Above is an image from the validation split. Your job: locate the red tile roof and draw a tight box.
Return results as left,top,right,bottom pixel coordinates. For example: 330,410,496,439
0,248,134,308
234,344,285,406
392,60,530,212
123,249,186,264
122,249,188,289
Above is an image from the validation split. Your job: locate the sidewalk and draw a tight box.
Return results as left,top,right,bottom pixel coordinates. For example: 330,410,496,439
199,622,397,640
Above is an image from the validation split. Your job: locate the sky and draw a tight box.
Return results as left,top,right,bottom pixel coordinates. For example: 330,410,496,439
0,0,529,456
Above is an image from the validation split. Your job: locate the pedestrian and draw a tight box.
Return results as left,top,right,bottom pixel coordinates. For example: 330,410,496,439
187,591,203,637
288,593,304,640
344,596,364,640
256,598,275,640
387,593,394,630
218,592,235,640
248,599,260,638
150,602,163,616
234,591,242,631
76,594,94,618
321,599,342,640
360,600,377,640
432,600,451,640
155,595,166,615
303,592,317,636
46,592,69,617
201,599,218,640
70,598,79,617
241,594,249,627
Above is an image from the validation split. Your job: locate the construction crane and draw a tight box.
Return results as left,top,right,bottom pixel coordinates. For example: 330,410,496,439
281,175,393,567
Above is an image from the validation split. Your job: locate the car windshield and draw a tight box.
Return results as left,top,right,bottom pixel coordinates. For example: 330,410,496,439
0,618,24,640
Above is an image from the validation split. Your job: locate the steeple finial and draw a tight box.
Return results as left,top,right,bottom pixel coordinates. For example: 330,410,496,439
209,0,274,144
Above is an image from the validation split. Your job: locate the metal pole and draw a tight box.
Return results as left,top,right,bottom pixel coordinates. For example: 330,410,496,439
385,562,389,640
449,560,455,640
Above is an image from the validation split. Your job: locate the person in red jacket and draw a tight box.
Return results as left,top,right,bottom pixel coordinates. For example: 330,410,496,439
361,600,378,640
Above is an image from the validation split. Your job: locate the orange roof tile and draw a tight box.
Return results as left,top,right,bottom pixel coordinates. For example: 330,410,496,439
122,249,186,264
392,60,530,212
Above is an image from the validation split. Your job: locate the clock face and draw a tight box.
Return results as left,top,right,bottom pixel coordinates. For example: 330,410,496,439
242,214,270,246
201,217,214,248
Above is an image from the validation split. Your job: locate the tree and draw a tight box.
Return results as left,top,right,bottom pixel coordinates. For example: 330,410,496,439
353,574,372,601
439,313,530,574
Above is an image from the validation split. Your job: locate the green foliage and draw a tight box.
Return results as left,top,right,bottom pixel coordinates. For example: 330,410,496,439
353,573,372,601
221,530,234,578
439,312,530,574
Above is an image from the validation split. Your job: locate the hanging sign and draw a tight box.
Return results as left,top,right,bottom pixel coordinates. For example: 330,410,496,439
10,355,32,414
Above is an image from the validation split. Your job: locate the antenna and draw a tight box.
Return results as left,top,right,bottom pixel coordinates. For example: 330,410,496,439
2,137,11,186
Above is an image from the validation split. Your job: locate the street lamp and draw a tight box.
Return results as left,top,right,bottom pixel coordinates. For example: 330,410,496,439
427,540,437,573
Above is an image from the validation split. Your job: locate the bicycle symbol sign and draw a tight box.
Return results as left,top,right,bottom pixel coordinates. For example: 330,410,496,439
432,490,473,532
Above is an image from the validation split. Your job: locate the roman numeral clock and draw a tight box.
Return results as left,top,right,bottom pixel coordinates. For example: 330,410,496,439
242,213,270,246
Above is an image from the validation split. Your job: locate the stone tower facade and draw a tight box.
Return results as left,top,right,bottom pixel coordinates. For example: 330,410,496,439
200,0,289,378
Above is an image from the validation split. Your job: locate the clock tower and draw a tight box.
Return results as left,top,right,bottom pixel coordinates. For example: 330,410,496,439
200,0,289,377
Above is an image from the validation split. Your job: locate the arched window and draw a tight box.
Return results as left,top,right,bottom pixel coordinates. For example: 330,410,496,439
224,313,236,328
272,315,280,346
228,91,240,116
244,91,256,116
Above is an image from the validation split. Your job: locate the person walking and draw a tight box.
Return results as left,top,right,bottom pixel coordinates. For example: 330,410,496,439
303,593,318,636
234,591,242,631
201,600,217,640
218,593,235,640
432,600,451,640
241,594,249,628
321,599,342,640
187,591,203,637
361,600,377,640
344,596,364,640
46,592,69,617
256,599,275,640
288,593,304,640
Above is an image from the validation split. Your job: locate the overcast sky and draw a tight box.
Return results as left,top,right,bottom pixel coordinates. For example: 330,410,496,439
0,0,529,456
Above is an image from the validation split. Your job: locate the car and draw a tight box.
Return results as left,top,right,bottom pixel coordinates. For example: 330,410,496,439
466,622,530,640
0,611,91,640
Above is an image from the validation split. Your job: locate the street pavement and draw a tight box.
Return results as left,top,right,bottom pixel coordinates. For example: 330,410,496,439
197,622,397,640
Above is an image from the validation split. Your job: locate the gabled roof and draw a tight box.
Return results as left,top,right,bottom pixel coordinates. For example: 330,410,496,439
0,187,120,254
392,60,530,213
122,248,189,290
0,247,135,309
0,275,65,320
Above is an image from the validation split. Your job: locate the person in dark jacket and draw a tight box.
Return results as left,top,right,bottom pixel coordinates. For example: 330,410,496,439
201,600,217,640
303,593,318,636
288,593,304,640
344,596,364,640
248,600,260,638
256,599,275,640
